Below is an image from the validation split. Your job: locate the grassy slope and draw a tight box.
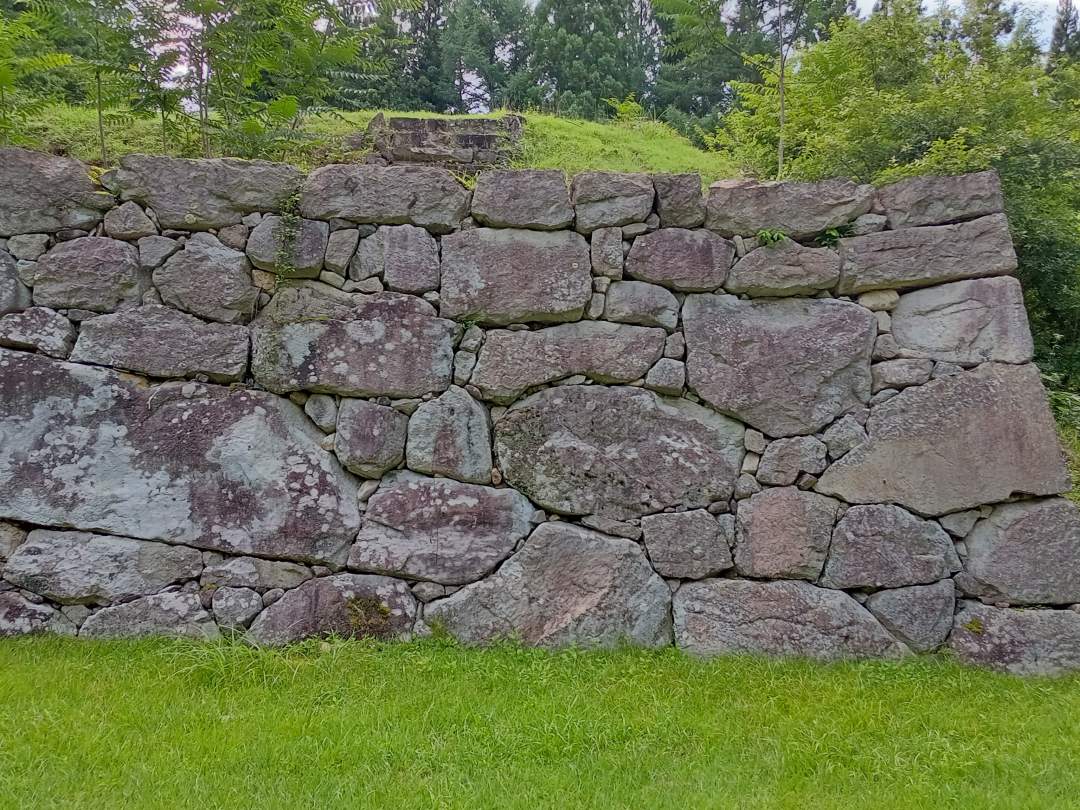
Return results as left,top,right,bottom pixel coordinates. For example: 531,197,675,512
19,105,737,180
1,637,1079,809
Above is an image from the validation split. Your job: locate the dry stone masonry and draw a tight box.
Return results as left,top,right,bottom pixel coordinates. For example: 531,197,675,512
1,150,1077,674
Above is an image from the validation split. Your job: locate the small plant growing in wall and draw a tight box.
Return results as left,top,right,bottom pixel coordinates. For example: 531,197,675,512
345,596,393,639
757,228,787,247
816,224,851,249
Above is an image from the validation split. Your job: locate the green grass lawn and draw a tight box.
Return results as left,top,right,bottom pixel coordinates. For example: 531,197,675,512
1,637,1079,809
17,104,738,180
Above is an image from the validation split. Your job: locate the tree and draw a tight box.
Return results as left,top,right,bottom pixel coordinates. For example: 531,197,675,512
1051,0,1080,66
513,0,658,119
343,0,457,111
125,3,189,155
0,9,71,144
52,0,147,164
954,0,1018,60
653,0,852,165
441,0,529,111
710,0,1080,389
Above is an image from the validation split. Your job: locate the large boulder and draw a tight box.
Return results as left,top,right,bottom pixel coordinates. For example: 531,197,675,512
733,487,841,580
958,498,1080,605
153,233,259,325
3,530,202,605
348,471,535,585
439,228,591,325
0,521,26,563
251,286,455,397
704,178,874,239
201,554,312,591
353,225,440,293
7,233,50,261
80,591,220,640
70,305,249,383
103,201,157,241
470,321,665,403
405,386,492,483
889,276,1033,365
333,399,408,478
876,171,1004,229
0,592,75,637
836,214,1017,294
1,251,32,315
871,359,933,393
673,578,906,660
602,281,679,331
246,573,417,645
755,436,828,486
819,505,960,589
33,237,149,313
590,227,624,278
816,364,1070,515
864,580,955,653
652,173,705,228
949,601,1080,676
300,164,469,234
0,349,360,565
625,228,734,292
0,147,113,236
0,307,76,358
245,215,329,278
640,510,734,579
424,522,672,648
683,295,875,437
471,170,573,230
495,385,744,520
725,238,841,297
137,235,181,270
116,154,302,230
212,586,262,630
569,172,655,234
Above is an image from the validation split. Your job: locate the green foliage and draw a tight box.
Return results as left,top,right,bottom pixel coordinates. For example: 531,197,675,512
756,227,787,245
50,0,163,164
709,0,1080,390
651,0,853,144
2,636,1080,807
1048,376,1080,502
603,91,647,124
0,9,72,144
816,224,850,247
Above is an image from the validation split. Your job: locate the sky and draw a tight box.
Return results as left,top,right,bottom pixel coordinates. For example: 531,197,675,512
852,0,1060,45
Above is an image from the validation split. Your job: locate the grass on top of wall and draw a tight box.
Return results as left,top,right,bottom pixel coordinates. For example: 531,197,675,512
17,104,737,181
1,635,1079,809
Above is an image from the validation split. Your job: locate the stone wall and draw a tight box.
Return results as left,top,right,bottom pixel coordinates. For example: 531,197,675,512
1,148,1078,674
360,113,525,171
